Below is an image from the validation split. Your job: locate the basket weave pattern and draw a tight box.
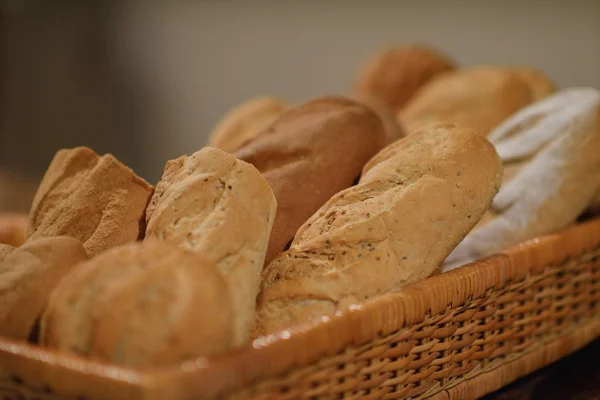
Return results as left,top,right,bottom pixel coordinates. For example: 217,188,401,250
232,248,600,399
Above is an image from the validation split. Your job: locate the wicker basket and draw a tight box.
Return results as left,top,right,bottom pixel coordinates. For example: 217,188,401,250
1,217,599,400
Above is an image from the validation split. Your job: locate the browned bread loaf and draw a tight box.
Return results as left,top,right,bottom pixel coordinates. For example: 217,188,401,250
443,87,600,271
27,147,154,257
254,123,502,335
353,44,455,111
235,96,388,266
0,244,15,262
510,67,556,101
40,240,233,369
399,67,534,136
351,93,405,145
145,146,276,347
208,96,288,153
0,236,88,340
0,212,28,247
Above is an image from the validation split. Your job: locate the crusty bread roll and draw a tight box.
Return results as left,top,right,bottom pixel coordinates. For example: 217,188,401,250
443,87,600,271
351,93,405,145
0,212,28,247
235,96,388,266
208,96,288,153
145,146,276,346
254,123,502,335
0,244,15,262
0,236,88,341
41,240,233,369
510,67,556,101
353,44,455,111
400,67,533,136
27,147,154,257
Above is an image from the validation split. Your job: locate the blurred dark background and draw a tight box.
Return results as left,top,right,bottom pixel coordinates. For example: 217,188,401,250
1,0,599,211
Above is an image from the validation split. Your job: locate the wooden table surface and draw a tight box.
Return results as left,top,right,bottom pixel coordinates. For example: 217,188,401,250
482,338,600,400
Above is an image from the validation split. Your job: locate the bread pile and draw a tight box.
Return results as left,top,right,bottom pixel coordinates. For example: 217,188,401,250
0,43,599,370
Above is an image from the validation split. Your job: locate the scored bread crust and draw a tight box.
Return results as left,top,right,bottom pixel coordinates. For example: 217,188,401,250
27,147,154,257
0,236,88,340
443,87,600,271
40,240,233,369
399,67,533,136
235,96,389,267
353,44,455,111
145,146,276,347
254,124,502,335
0,213,28,247
208,96,288,153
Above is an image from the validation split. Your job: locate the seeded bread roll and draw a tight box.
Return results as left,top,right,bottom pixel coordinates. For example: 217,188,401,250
353,45,455,111
41,241,233,369
27,147,154,257
0,212,28,247
0,244,15,262
400,67,533,136
145,146,276,347
443,88,600,271
254,124,502,335
208,96,288,153
235,96,388,266
0,236,88,340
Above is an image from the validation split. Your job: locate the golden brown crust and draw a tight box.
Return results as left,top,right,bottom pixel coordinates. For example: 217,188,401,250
235,96,388,266
40,240,234,369
351,93,405,145
0,236,88,340
27,147,154,257
353,44,455,111
145,146,276,347
254,124,502,335
208,96,288,153
0,212,28,247
0,243,15,262
510,67,556,101
400,67,533,136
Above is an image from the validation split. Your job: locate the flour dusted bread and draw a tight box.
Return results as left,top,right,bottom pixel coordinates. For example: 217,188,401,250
354,45,455,111
400,67,533,136
235,96,388,266
443,88,600,271
41,241,233,368
0,212,28,247
146,146,276,346
255,124,502,335
0,244,15,262
208,96,288,153
0,236,87,340
27,147,154,257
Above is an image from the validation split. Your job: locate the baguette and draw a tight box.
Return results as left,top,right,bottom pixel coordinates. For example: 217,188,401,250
41,241,233,368
255,123,502,335
145,146,276,346
27,147,154,257
0,236,88,340
400,67,533,136
235,96,388,266
208,96,288,153
0,212,28,247
443,87,600,271
353,44,455,111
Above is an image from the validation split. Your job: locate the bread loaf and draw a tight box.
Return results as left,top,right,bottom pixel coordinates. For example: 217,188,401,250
400,67,533,136
0,212,28,247
443,87,600,271
254,124,502,335
0,244,14,262
353,45,455,111
0,236,88,340
41,241,233,368
510,67,555,101
235,96,388,266
351,93,405,145
208,96,288,153
27,147,154,257
145,146,276,346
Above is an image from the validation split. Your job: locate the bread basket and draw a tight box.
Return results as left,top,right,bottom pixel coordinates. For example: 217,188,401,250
0,215,597,399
